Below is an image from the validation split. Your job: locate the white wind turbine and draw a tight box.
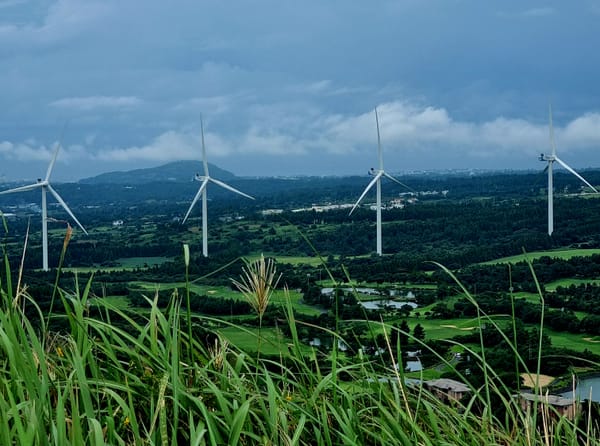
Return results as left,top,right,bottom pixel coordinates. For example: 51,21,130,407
349,108,410,255
182,118,254,257
0,141,88,271
539,105,598,235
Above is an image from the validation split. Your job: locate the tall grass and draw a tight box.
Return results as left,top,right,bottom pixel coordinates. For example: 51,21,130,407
0,230,598,443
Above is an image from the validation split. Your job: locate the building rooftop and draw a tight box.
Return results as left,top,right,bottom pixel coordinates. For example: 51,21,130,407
518,392,575,407
426,379,470,393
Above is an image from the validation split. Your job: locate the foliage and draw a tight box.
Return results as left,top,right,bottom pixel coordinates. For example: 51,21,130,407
4,171,600,443
1,243,600,444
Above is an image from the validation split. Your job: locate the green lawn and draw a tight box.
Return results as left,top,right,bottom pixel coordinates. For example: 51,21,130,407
410,318,481,341
412,315,600,357
217,326,291,355
131,282,239,297
513,292,542,303
245,254,325,266
544,278,600,291
545,329,600,356
130,281,324,316
481,249,600,265
415,315,516,341
90,295,131,309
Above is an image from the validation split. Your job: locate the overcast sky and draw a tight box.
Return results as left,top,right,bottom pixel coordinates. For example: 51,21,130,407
1,0,600,181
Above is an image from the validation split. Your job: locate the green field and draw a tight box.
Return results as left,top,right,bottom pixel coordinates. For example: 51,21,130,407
544,278,600,291
129,281,324,316
65,256,172,273
408,317,484,341
90,295,131,309
513,291,541,303
246,254,325,266
414,316,600,357
545,329,600,356
217,326,291,355
481,249,600,265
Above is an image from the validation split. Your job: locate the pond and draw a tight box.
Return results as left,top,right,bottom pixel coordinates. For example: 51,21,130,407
559,376,600,402
360,300,418,310
405,360,422,372
321,287,416,298
321,287,381,295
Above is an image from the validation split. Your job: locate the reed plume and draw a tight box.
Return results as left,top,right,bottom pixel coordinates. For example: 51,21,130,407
232,254,281,321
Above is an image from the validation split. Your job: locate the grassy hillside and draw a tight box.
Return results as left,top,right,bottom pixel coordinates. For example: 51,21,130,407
1,251,599,444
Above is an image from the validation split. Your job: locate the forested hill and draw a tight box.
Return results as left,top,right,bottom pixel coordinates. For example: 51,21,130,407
3,169,600,209
79,160,236,185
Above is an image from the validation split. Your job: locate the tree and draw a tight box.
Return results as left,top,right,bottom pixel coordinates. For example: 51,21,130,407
413,323,426,343
399,320,410,347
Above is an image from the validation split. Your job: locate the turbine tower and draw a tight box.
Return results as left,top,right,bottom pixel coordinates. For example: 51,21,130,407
182,117,254,257
539,104,598,235
0,142,88,271
349,108,409,255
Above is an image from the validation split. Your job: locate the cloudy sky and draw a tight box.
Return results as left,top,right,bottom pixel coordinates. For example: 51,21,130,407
1,0,600,181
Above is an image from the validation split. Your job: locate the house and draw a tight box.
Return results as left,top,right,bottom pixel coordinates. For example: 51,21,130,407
425,378,471,403
517,392,579,420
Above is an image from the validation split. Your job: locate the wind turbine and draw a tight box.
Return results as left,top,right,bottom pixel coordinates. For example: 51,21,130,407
182,118,254,257
539,105,598,235
0,141,88,271
349,108,409,255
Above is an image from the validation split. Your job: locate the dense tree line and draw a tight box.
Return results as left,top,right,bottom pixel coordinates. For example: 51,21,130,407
438,254,600,295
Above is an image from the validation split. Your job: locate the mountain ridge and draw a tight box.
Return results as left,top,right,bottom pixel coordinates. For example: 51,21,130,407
79,160,236,185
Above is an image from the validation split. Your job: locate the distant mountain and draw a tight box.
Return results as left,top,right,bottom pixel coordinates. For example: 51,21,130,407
79,160,236,185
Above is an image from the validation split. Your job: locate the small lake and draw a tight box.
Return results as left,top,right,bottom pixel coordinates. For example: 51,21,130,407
405,360,422,372
560,376,600,403
360,300,418,310
322,287,381,295
321,287,416,298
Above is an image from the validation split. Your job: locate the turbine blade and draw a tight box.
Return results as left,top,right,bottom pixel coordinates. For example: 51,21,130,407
375,108,383,170
45,124,67,181
0,183,42,194
382,172,414,192
548,103,557,157
349,172,382,215
182,179,208,223
201,117,209,177
45,144,61,182
47,184,88,235
210,178,255,200
554,156,599,193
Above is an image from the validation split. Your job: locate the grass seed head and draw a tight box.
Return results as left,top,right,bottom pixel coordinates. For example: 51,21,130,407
183,243,190,267
208,335,230,371
232,254,281,319
63,223,73,251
